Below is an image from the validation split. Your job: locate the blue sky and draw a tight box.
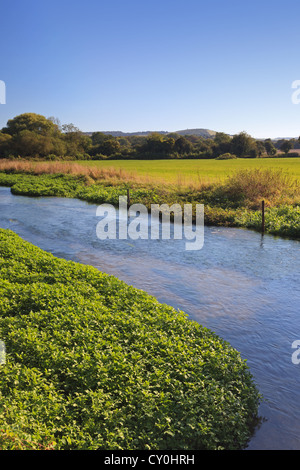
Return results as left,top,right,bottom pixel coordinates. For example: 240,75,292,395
1,0,300,138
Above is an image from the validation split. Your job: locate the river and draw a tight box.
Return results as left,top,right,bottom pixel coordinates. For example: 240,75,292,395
0,186,300,450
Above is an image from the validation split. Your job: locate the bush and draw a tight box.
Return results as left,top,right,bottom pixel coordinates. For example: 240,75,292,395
215,153,237,160
219,168,299,209
0,229,261,450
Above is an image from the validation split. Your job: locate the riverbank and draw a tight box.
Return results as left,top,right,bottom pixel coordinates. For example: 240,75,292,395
0,160,299,239
0,228,261,450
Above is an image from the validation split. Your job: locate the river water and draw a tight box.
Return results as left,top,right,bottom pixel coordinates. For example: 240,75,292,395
0,186,300,450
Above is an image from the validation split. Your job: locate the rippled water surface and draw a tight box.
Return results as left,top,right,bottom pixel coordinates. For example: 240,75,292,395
1,186,300,450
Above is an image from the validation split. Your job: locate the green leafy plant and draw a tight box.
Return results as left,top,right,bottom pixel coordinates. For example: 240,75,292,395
0,229,261,450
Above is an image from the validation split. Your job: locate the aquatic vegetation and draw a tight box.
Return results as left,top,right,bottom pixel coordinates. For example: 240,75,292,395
235,205,300,238
0,229,261,450
0,167,299,239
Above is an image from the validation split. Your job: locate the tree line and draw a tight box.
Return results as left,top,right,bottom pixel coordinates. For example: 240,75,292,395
0,113,299,160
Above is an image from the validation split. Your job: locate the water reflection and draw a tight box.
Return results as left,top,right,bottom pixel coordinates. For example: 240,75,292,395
0,186,300,450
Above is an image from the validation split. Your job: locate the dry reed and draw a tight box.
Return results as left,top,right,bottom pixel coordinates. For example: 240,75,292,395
0,160,144,186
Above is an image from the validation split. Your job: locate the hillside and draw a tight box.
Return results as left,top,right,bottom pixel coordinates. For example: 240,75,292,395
84,128,217,138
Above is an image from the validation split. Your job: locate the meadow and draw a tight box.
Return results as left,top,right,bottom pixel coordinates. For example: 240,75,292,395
76,157,300,186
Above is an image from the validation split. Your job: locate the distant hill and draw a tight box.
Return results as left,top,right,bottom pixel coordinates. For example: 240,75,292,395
84,128,217,138
84,129,297,141
175,128,217,138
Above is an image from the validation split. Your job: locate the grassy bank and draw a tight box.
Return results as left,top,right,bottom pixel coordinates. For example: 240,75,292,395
0,159,299,239
0,229,261,450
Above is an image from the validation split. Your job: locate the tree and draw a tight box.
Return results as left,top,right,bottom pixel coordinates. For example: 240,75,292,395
62,123,80,134
264,139,277,156
140,133,168,157
214,132,231,145
10,130,57,158
0,132,12,157
280,139,293,155
91,132,110,147
3,113,59,137
174,136,193,155
90,132,120,156
63,130,92,156
166,132,180,140
1,113,63,157
230,131,256,157
98,138,121,156
48,116,62,131
59,122,91,156
213,132,232,157
162,137,176,155
255,140,266,157
249,148,258,158
0,113,91,158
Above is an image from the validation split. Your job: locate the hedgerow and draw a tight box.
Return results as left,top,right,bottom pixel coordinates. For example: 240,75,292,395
0,229,260,450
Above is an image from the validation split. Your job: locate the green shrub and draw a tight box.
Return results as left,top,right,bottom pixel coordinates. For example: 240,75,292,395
215,153,237,160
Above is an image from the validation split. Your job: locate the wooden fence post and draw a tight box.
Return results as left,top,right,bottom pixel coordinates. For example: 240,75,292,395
262,200,265,235
127,188,130,210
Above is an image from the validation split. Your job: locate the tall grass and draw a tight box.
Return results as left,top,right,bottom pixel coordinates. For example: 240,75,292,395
0,160,142,187
219,168,300,209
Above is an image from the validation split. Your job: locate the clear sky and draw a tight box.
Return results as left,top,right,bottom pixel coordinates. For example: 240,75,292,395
1,0,300,138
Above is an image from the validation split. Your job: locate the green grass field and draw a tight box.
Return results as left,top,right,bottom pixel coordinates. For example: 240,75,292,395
77,157,300,185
